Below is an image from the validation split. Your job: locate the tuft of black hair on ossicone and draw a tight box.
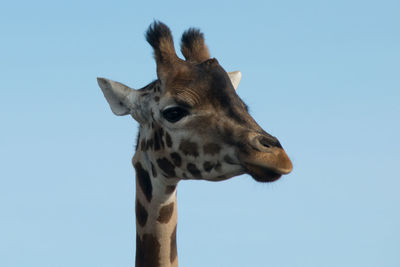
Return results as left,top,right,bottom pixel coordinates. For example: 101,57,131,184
145,21,176,63
180,28,210,63
145,21,172,49
181,28,204,49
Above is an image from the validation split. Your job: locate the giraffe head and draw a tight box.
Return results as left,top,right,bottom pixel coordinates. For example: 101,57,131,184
98,22,292,184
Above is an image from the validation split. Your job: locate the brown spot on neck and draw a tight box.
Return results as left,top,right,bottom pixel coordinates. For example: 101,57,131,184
136,233,161,267
136,200,148,227
170,225,177,264
157,202,175,224
135,162,153,202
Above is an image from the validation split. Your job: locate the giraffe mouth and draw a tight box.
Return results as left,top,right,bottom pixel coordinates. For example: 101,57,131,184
243,163,283,182
239,147,292,182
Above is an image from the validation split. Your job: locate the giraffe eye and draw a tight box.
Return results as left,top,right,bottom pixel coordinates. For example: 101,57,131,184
162,107,189,123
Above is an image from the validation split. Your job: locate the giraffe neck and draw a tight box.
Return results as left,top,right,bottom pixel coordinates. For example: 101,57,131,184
134,156,179,267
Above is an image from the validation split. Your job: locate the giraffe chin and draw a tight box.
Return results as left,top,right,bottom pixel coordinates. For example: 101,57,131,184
244,163,283,183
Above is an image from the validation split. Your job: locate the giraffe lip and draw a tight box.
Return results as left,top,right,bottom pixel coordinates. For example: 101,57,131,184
239,147,292,182
243,162,282,183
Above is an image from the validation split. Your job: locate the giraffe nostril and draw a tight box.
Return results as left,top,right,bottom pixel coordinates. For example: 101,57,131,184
258,136,272,148
255,135,283,150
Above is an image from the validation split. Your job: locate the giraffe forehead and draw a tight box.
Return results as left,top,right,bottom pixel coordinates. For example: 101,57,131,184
140,64,251,129
162,62,237,108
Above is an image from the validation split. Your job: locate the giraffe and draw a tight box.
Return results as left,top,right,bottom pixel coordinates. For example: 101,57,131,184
97,21,292,267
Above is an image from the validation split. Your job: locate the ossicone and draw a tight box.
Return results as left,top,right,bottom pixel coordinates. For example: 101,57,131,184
146,21,178,64
180,28,210,63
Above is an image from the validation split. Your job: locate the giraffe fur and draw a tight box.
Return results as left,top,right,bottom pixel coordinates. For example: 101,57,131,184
98,21,292,267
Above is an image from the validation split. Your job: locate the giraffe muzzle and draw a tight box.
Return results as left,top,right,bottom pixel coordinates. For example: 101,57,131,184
240,134,293,182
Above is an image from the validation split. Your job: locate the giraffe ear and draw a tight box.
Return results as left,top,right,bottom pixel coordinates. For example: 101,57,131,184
228,71,242,90
97,77,138,116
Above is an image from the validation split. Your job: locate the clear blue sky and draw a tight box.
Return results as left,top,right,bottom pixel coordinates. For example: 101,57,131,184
1,0,399,266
